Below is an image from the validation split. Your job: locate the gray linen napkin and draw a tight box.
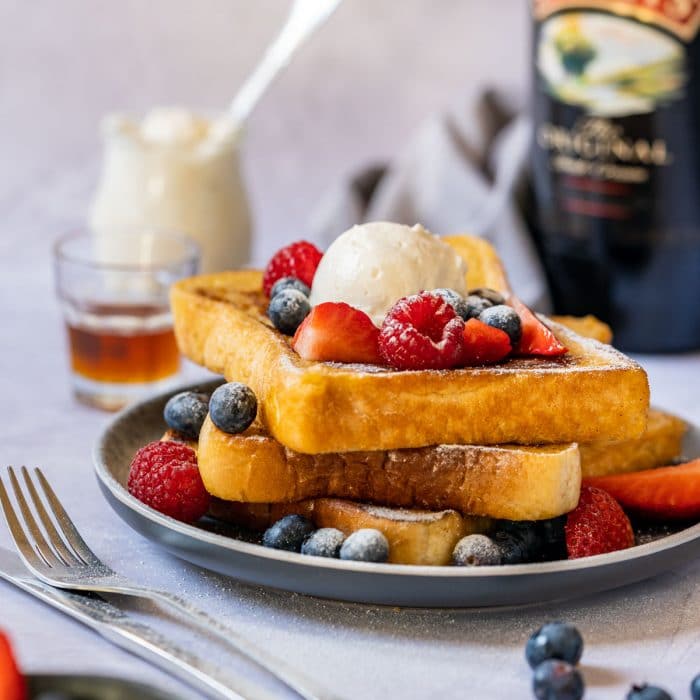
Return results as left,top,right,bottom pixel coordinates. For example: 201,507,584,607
309,91,551,310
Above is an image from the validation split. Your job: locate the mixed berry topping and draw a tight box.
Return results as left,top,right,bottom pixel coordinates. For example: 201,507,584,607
378,292,465,370
267,288,311,336
262,514,315,552
452,534,502,567
339,529,389,562
460,318,511,366
262,241,323,297
127,441,210,523
163,391,210,439
292,302,382,364
209,382,258,435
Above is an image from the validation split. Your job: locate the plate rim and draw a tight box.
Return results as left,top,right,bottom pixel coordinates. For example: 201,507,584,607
93,379,700,580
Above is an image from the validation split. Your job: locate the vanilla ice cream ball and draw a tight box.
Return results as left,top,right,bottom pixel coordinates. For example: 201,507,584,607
309,222,468,326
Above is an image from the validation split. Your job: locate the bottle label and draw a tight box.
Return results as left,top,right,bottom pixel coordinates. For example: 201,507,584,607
533,1,700,40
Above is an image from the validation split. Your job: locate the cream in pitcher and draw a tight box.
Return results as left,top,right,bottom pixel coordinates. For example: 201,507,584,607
90,108,251,273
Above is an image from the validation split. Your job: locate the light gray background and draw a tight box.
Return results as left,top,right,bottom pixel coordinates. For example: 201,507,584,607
1,2,700,699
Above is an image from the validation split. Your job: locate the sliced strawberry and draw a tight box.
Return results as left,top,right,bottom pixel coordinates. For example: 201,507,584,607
0,632,26,700
584,459,700,520
507,295,568,357
292,302,382,364
460,318,511,366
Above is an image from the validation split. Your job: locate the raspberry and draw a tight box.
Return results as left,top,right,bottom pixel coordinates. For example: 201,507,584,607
378,292,465,370
565,486,634,559
262,241,323,297
128,441,210,523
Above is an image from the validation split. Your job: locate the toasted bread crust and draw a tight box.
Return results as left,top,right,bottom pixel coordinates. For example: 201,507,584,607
580,409,686,477
197,417,581,520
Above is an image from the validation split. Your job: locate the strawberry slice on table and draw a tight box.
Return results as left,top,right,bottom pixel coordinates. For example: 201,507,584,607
0,632,27,700
584,459,700,520
292,302,382,364
508,295,568,357
460,318,511,366
565,485,635,559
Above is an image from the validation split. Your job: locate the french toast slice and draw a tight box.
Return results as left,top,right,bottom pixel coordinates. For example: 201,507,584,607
171,268,649,452
196,417,581,520
580,409,687,478
209,498,489,566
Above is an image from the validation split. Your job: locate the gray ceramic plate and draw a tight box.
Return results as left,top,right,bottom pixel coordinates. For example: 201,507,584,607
28,673,177,698
94,380,700,608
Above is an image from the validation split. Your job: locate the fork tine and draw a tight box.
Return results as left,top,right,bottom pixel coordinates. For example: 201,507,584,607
5,467,62,568
20,467,83,566
34,468,100,565
0,474,51,568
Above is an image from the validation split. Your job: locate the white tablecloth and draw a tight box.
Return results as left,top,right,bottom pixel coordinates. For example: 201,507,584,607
2,217,700,698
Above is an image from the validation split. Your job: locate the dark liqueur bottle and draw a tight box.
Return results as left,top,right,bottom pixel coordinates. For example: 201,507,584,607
531,0,700,352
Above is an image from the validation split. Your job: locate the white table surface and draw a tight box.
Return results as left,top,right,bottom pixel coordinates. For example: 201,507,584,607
3,2,700,698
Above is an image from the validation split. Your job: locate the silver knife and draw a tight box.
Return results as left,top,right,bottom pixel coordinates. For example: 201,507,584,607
0,546,279,700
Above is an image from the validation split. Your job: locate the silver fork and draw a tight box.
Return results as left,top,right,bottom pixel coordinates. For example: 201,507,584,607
0,466,327,700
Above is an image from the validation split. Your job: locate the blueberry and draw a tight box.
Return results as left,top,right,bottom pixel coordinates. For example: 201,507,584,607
209,382,257,434
463,294,494,319
163,391,210,439
479,304,522,346
691,674,700,700
267,288,311,335
301,528,345,558
339,529,389,562
431,288,469,320
452,534,502,566
526,622,584,669
270,276,311,299
469,287,506,306
539,516,568,561
493,531,529,564
626,684,673,700
533,660,584,700
262,515,314,552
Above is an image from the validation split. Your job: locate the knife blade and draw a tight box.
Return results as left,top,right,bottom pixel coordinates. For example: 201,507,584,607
0,546,277,700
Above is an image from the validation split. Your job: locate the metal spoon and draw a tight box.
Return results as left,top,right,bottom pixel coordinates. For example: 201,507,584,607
227,0,343,129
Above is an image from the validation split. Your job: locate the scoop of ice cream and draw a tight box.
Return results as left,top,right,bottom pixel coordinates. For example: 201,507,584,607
309,222,468,326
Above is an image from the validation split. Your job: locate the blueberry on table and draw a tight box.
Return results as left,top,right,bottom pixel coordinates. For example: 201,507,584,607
479,304,522,346
532,659,584,700
301,528,345,558
270,275,311,299
692,674,700,700
431,288,469,320
263,515,314,552
469,287,506,306
339,529,389,563
163,391,210,439
267,288,311,335
526,622,584,669
209,382,257,434
626,684,673,700
452,534,502,566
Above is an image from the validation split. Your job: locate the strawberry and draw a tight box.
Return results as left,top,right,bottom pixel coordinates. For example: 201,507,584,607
584,459,700,520
565,486,634,559
508,295,568,357
378,293,464,370
0,632,26,700
292,302,382,364
262,241,323,297
460,318,511,366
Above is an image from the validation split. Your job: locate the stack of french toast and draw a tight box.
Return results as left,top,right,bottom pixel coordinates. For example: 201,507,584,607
162,228,690,565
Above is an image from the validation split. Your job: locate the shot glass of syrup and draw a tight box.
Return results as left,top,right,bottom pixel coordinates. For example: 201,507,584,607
54,231,200,410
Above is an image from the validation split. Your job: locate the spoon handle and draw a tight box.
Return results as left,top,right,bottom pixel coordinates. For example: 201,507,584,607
228,0,343,127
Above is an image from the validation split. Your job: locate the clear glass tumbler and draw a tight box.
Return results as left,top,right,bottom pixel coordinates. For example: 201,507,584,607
54,231,200,410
